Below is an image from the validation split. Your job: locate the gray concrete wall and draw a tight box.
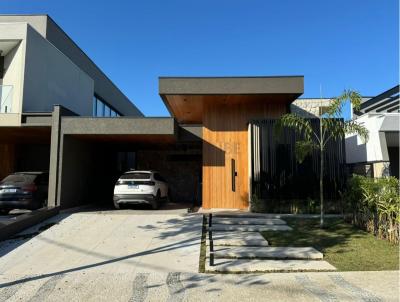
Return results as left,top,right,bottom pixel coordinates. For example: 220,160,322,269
61,117,177,135
23,25,94,115
48,105,78,207
57,135,96,208
179,125,202,141
159,76,304,95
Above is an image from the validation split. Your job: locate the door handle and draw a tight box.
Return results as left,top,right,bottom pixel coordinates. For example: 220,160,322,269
231,158,237,192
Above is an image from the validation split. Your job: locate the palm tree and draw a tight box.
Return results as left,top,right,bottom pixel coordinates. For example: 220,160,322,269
275,90,369,227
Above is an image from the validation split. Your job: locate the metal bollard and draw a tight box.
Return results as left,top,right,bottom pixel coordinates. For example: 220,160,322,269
209,235,214,266
209,214,214,266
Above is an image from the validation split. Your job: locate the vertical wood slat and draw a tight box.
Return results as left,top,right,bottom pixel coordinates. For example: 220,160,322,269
202,97,286,209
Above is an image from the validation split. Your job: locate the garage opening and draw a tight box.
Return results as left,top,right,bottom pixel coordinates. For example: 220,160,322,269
57,134,202,209
0,126,51,213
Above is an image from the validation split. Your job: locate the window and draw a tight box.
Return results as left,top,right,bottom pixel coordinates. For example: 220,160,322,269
92,96,97,114
120,172,151,180
104,105,111,117
96,99,104,117
92,95,121,117
154,173,166,182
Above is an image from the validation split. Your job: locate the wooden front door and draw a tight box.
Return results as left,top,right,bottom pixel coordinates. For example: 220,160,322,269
202,96,287,209
202,98,250,209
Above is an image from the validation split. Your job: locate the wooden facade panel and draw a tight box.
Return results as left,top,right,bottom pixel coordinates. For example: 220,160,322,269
202,96,286,209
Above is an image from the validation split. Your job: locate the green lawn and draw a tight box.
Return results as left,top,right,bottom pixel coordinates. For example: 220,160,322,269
261,218,399,271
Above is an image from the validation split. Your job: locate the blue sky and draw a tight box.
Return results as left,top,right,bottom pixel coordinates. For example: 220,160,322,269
0,0,398,118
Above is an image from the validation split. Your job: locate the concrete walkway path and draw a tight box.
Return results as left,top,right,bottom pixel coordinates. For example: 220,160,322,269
209,246,323,260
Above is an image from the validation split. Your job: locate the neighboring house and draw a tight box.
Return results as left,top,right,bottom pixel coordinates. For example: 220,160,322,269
0,15,347,211
345,86,399,178
291,98,333,118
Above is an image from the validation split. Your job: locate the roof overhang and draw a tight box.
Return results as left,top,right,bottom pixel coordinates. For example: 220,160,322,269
159,76,304,123
61,117,178,144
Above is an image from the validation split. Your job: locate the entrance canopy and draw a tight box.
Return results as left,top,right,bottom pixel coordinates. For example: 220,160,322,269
159,76,304,123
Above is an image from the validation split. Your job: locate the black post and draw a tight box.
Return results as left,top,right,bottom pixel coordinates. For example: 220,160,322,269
209,213,214,266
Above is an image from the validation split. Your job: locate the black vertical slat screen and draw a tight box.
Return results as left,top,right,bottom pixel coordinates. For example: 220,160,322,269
250,119,346,201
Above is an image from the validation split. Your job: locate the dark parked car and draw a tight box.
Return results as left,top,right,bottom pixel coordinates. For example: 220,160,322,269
0,172,49,214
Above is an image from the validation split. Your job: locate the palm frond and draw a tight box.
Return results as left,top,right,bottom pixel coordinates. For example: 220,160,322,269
326,89,362,117
344,120,369,143
274,113,314,141
295,140,318,163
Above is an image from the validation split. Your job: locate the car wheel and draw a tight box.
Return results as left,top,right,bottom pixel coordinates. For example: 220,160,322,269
151,191,161,210
113,201,120,210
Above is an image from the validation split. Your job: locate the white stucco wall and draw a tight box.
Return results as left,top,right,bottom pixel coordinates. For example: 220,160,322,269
345,114,398,164
0,22,27,125
2,42,25,114
22,25,94,115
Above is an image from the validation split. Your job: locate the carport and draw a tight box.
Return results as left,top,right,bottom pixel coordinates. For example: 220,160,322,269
0,126,51,180
52,115,202,209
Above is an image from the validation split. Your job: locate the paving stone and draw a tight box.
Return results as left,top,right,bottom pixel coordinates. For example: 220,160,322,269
208,246,323,260
208,225,292,232
206,232,269,246
211,218,287,225
205,259,336,273
211,213,281,219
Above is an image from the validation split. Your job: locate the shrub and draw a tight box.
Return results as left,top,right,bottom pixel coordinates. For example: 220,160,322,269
343,175,399,243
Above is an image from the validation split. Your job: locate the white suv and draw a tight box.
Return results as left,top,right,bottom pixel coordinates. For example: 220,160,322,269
113,170,169,209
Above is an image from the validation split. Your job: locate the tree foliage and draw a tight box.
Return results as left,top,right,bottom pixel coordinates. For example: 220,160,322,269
274,89,369,227
275,89,369,163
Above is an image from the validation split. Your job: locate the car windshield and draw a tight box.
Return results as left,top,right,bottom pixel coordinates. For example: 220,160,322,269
120,173,151,180
2,174,37,183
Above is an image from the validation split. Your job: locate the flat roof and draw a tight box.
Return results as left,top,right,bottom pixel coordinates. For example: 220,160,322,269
159,76,304,123
159,76,304,95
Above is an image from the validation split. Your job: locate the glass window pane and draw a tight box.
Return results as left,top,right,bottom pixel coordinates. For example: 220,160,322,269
111,110,117,117
92,96,97,116
96,99,104,117
104,105,111,117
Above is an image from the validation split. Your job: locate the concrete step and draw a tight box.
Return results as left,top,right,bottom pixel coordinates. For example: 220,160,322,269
205,259,336,273
206,232,269,246
208,246,323,260
208,225,292,232
211,218,287,225
212,213,281,219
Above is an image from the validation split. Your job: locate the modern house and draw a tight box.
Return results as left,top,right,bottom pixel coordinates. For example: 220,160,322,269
345,86,399,178
1,15,348,211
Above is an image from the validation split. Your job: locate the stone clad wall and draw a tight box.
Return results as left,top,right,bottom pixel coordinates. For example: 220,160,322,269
291,98,333,118
136,144,202,204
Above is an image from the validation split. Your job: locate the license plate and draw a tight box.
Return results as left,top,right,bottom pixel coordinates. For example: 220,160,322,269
2,188,17,193
128,185,139,189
